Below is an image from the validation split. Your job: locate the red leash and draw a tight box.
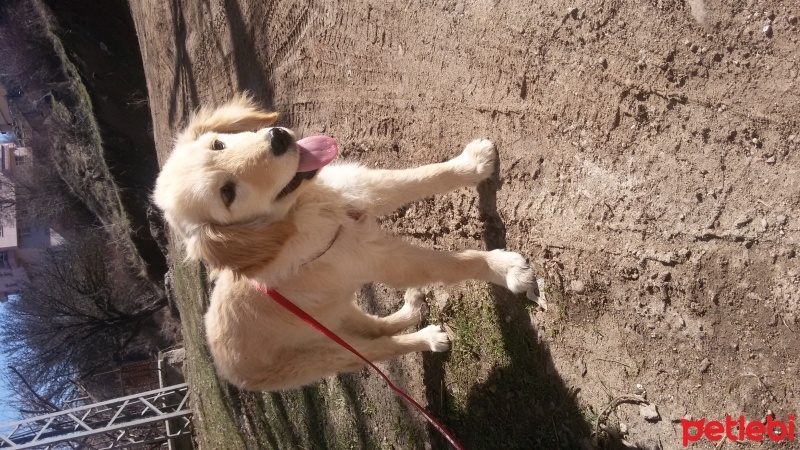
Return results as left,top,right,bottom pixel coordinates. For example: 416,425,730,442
254,283,465,450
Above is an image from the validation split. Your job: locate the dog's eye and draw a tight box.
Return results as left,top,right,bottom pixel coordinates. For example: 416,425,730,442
212,139,226,151
220,181,236,206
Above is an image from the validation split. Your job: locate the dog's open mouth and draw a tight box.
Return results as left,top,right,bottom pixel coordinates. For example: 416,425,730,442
277,135,338,199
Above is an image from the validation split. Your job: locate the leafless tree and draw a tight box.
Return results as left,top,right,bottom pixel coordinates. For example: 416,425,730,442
0,235,169,412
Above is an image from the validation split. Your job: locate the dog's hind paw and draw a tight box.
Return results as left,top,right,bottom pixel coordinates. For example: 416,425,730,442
400,288,428,323
487,250,536,293
403,288,426,311
421,325,451,352
454,138,497,183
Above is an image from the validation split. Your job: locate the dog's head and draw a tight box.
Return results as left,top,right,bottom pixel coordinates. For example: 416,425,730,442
153,94,338,276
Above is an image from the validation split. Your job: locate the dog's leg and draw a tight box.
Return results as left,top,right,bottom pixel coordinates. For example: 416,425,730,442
388,288,428,329
341,288,427,337
372,237,535,293
271,325,450,388
327,139,496,215
259,325,449,390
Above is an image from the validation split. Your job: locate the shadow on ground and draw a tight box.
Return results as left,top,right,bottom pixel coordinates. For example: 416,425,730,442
413,165,592,449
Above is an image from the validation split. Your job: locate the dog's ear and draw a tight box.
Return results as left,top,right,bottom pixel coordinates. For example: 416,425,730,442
178,93,279,144
187,219,296,277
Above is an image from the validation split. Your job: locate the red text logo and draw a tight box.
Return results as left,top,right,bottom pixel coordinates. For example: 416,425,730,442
681,415,795,446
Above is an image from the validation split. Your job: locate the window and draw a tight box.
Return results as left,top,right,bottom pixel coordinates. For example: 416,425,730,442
14,154,29,166
0,251,10,270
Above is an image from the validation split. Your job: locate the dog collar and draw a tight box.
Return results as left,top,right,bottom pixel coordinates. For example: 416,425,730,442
300,225,342,266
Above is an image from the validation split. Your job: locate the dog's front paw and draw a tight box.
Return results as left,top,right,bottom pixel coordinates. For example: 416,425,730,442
454,139,497,183
487,250,536,293
420,325,451,352
402,288,428,322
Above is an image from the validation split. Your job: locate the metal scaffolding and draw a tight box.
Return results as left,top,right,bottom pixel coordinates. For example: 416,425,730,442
0,383,191,449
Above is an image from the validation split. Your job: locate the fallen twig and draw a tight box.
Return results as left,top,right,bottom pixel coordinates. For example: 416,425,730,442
592,358,634,370
741,373,778,402
593,394,649,443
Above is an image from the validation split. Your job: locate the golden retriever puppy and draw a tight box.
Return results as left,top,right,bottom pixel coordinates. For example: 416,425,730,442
154,95,535,390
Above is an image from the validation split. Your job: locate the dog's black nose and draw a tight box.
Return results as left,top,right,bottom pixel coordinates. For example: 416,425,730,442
269,128,293,156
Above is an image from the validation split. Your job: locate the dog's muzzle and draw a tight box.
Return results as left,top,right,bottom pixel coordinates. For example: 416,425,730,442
274,134,338,200
276,169,317,199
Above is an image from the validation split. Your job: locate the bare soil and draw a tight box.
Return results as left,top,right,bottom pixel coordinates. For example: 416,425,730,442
131,1,799,449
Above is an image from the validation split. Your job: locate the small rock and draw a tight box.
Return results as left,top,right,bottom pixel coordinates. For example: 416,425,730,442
676,316,686,329
776,214,788,226
577,359,587,377
619,422,628,435
752,137,762,146
570,280,586,294
699,358,712,373
763,24,773,37
634,384,647,397
647,251,677,265
766,156,776,164
567,7,579,19
768,315,778,326
639,403,661,422
732,342,739,351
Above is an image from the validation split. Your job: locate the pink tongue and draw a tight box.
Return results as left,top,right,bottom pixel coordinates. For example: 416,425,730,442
296,135,338,172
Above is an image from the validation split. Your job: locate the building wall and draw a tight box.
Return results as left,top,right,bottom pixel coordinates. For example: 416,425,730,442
0,86,60,302
0,85,12,133
1,144,31,175
0,250,27,302
0,167,18,249
0,221,19,250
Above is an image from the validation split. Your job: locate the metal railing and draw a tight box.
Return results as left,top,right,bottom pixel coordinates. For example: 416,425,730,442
0,384,191,449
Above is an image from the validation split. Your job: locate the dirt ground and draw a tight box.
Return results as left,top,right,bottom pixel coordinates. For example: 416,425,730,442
130,0,799,449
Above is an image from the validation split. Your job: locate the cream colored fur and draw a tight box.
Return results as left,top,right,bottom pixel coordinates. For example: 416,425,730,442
154,95,536,391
